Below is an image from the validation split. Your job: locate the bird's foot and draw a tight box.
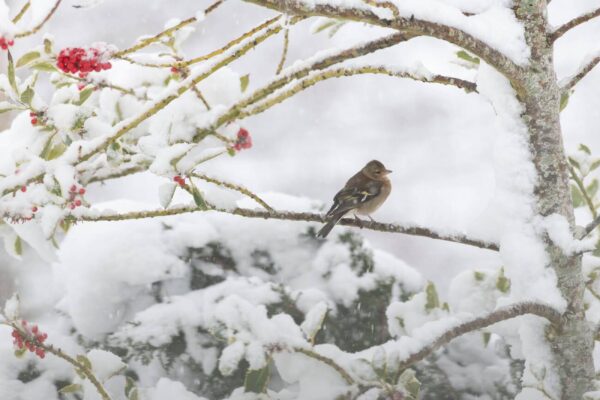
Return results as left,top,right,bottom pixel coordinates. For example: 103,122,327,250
354,214,365,228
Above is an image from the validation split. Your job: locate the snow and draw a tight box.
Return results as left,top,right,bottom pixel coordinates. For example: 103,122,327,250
1,1,600,398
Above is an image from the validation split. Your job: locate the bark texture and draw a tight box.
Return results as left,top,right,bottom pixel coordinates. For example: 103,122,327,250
515,1,594,398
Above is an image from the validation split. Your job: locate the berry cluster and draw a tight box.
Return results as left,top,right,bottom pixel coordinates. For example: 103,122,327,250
12,320,48,359
0,36,14,51
56,46,112,78
232,128,252,151
29,111,43,126
173,175,186,187
68,184,86,210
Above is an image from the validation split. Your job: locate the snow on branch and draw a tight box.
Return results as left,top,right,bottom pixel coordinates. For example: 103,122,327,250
238,65,477,120
77,205,499,251
551,8,600,42
243,0,524,83
560,52,600,93
396,302,563,370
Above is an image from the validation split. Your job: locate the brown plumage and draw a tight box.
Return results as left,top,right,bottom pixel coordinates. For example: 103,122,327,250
317,160,392,238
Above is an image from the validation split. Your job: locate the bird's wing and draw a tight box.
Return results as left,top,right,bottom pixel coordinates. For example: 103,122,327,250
325,178,382,217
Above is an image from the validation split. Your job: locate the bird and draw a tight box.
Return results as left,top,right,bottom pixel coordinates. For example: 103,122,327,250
316,160,392,238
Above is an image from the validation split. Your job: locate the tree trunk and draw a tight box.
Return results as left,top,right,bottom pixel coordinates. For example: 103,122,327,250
516,1,595,398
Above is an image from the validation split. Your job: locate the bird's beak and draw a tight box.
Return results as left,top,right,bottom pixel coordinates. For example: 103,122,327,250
385,169,392,174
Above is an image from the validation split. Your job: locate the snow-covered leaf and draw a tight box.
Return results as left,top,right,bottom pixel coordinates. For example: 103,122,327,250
159,182,177,209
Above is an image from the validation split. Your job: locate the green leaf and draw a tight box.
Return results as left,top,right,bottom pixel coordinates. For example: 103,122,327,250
456,50,480,65
560,91,569,111
59,383,82,394
76,354,92,370
20,87,34,105
7,51,18,95
571,184,584,208
398,369,421,400
16,51,41,68
227,147,236,156
590,159,600,172
44,38,53,54
240,74,250,92
587,179,599,198
312,19,338,34
473,271,485,281
192,186,207,210
14,347,26,358
47,143,67,161
74,87,94,106
244,365,270,393
579,143,592,155
14,236,22,256
30,62,57,73
496,268,511,293
125,376,137,398
482,331,491,347
328,22,346,38
425,282,439,311
568,156,581,170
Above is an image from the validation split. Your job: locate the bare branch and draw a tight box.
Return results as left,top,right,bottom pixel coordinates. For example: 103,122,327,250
77,205,499,251
580,214,600,239
243,0,524,83
551,8,600,42
190,172,274,211
276,27,290,74
238,65,476,119
14,0,62,38
11,1,30,24
397,302,563,370
560,54,600,93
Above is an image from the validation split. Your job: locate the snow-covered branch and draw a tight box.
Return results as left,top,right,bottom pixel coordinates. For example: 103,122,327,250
396,302,563,371
238,65,476,119
243,0,524,83
77,205,499,251
560,53,600,93
551,8,600,42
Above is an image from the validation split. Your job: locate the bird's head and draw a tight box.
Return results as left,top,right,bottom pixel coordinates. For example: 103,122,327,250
362,160,392,180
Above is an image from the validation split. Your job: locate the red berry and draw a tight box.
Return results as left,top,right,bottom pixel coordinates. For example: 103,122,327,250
173,176,182,183
29,111,35,117
74,199,82,206
31,325,38,334
32,206,38,212
31,118,38,125
78,188,86,195
70,185,77,192
8,39,14,46
20,186,26,192
69,203,76,210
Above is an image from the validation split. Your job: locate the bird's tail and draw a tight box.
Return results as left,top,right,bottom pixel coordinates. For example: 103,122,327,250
316,213,344,238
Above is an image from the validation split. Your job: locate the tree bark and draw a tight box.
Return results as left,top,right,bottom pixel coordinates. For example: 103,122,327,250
516,1,594,398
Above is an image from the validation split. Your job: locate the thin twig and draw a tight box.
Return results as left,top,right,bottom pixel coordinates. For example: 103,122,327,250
11,1,30,24
396,302,563,371
551,8,600,42
77,205,499,251
561,55,600,93
568,163,597,219
113,0,226,57
276,28,290,74
581,214,600,239
238,66,477,119
15,0,62,38
293,347,354,384
9,322,112,400
191,172,274,211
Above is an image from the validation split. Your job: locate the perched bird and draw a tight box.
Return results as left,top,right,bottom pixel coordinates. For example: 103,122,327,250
317,160,392,238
